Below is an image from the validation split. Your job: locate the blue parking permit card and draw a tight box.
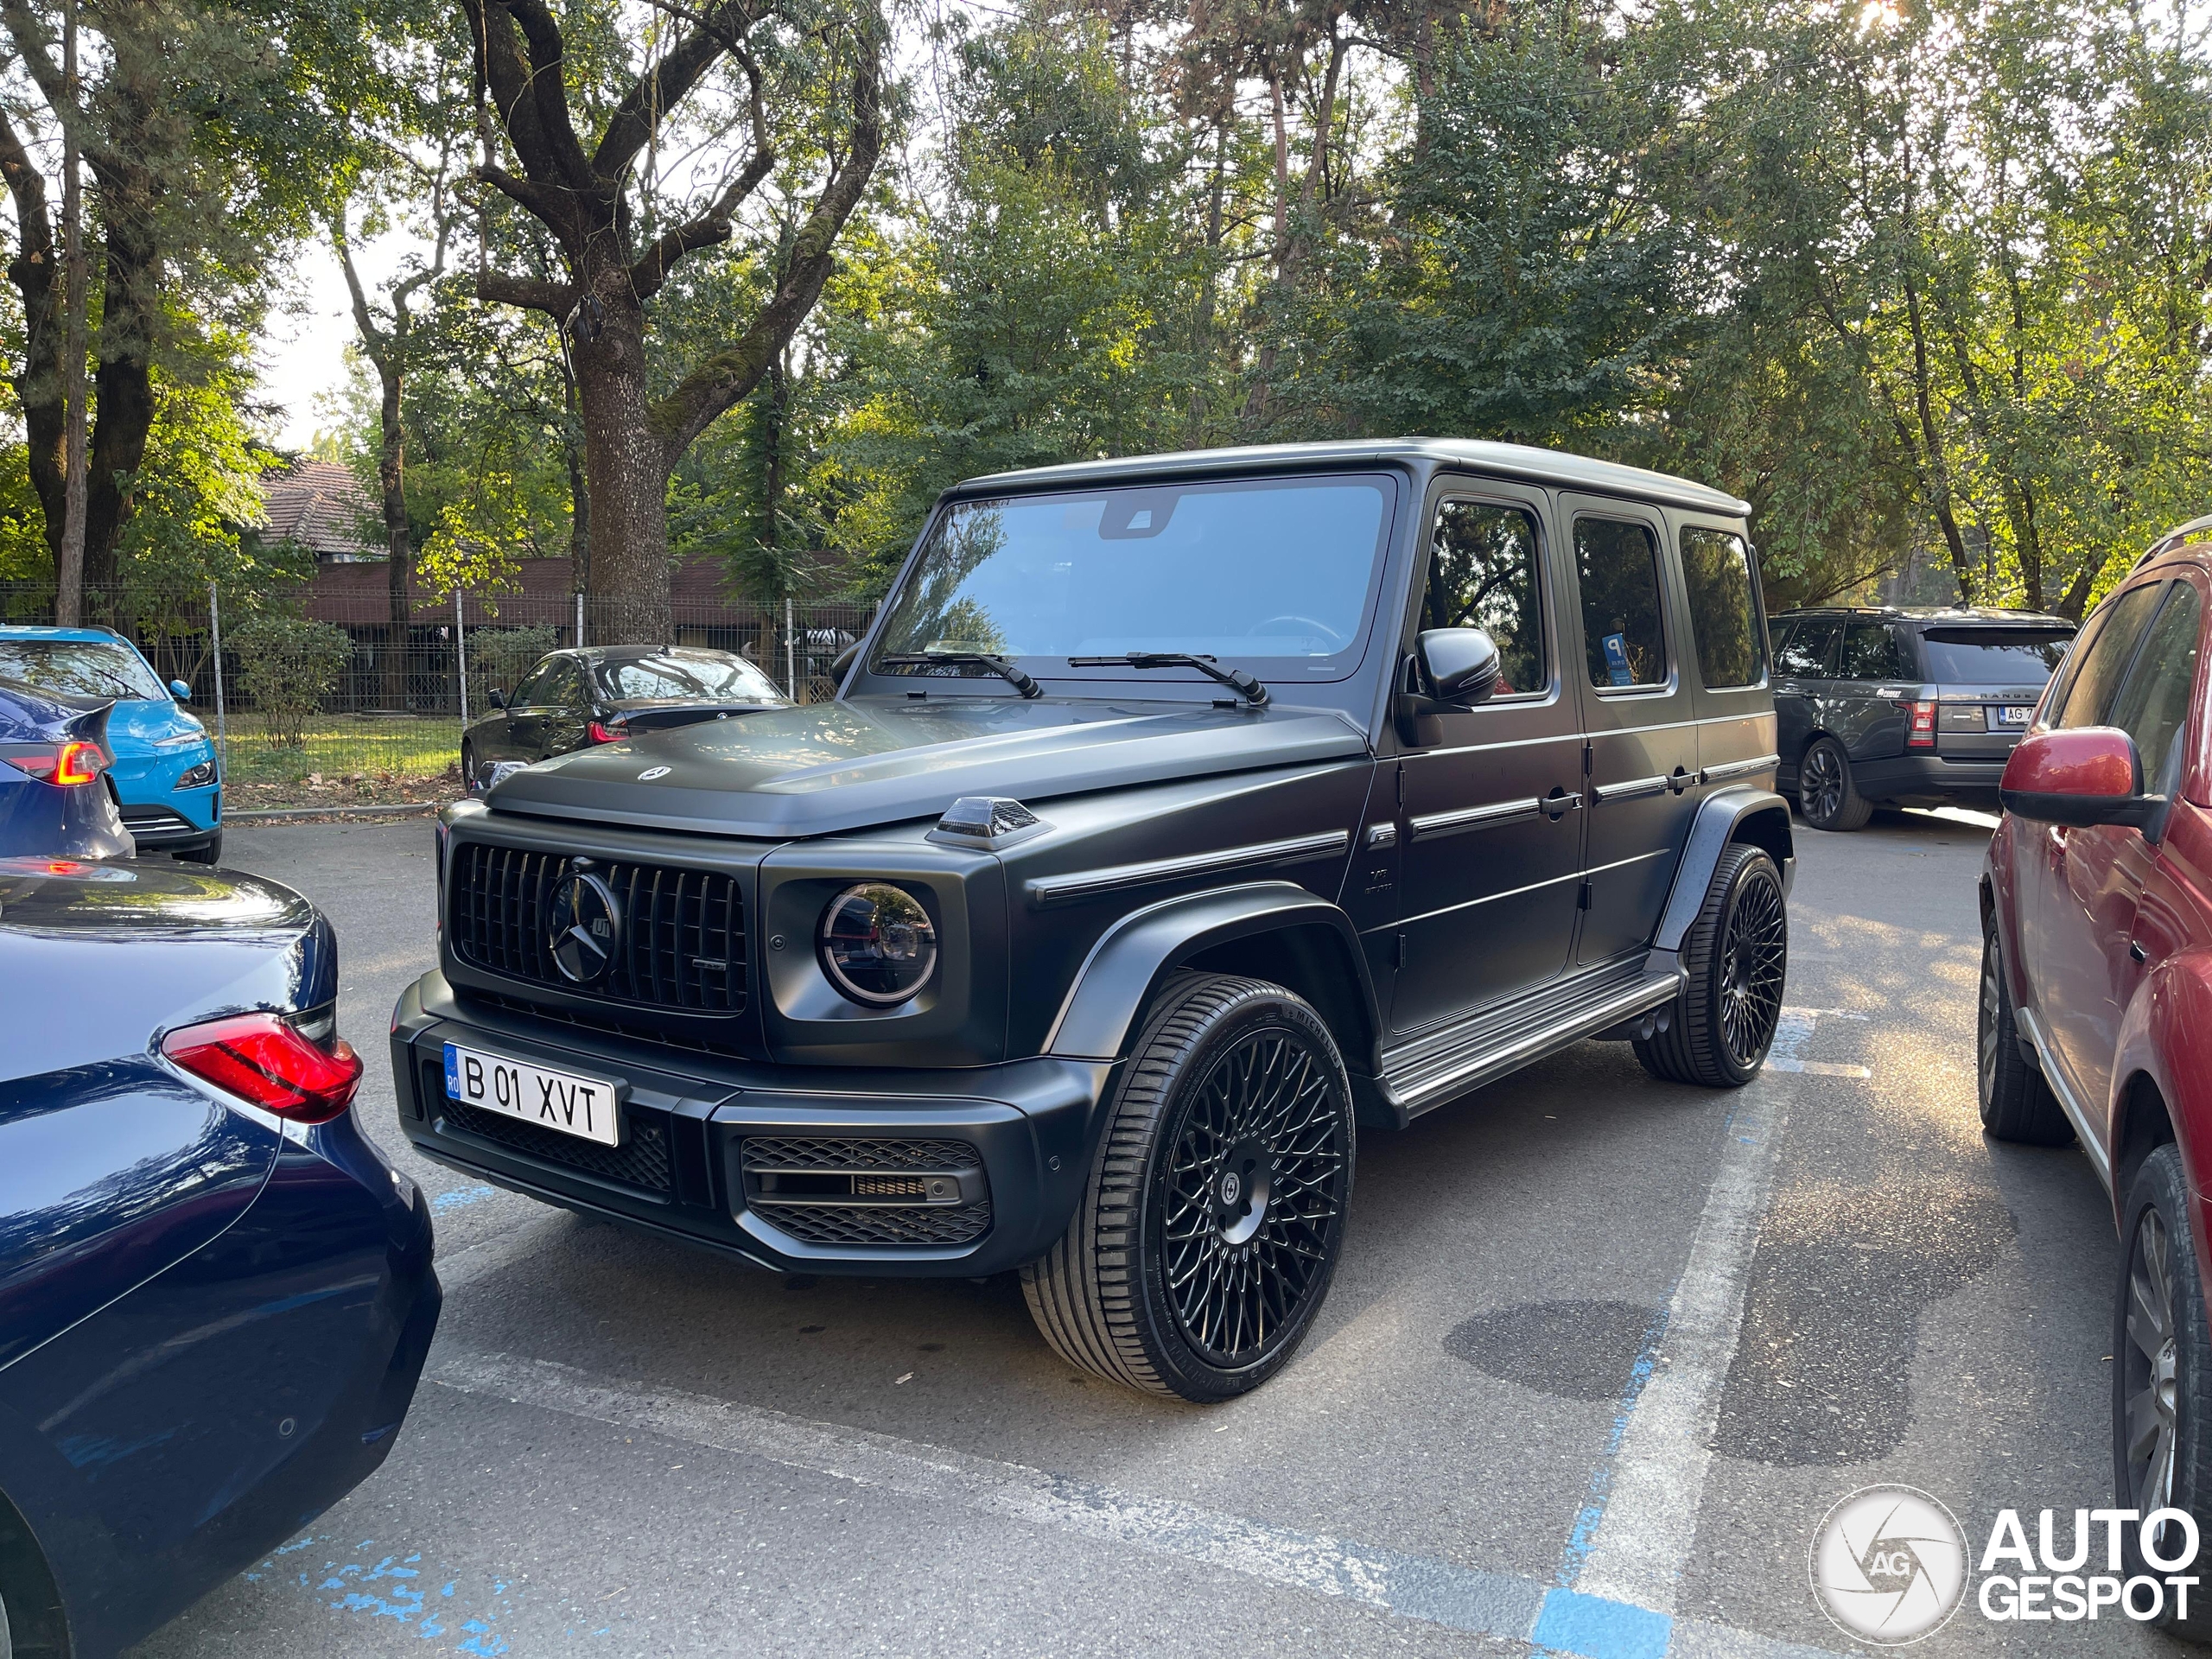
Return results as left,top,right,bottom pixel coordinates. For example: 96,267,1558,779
443,1042,461,1099
1603,632,1634,687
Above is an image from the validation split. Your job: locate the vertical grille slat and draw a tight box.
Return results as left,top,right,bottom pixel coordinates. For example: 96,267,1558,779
449,842,747,1016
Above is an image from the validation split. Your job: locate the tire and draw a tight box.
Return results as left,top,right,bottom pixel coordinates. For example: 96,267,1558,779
172,828,221,866
1796,736,1872,831
2114,1143,2212,1640
1975,918,2072,1145
1635,842,1788,1088
461,741,480,794
1021,973,1356,1402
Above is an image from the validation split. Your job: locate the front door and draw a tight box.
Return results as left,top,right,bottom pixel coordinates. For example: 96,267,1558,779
1563,498,1702,965
1388,482,1585,1037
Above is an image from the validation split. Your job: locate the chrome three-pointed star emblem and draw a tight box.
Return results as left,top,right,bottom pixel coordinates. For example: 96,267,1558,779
546,863,622,986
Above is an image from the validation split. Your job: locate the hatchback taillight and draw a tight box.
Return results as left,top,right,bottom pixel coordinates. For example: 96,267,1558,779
162,1012,363,1124
1908,700,1936,748
0,740,107,784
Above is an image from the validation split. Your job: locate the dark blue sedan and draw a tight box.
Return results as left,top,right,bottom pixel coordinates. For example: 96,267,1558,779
0,677,132,861
0,858,440,1657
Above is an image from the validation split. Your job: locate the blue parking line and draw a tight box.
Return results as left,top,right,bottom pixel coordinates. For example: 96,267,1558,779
1535,1586,1675,1659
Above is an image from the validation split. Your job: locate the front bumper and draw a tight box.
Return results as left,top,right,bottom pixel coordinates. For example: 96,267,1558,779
391,972,1113,1276
118,786,219,848
1847,753,2011,807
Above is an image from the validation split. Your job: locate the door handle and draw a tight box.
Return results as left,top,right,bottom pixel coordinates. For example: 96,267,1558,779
2131,941,2149,963
1669,766,1691,794
1542,788,1583,820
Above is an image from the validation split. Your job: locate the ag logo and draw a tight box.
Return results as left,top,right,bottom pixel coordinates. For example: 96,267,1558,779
638,765,671,781
546,865,622,986
1810,1485,1969,1644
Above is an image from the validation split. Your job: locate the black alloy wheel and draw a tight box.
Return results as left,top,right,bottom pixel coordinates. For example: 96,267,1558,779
1023,974,1355,1401
1797,736,1871,832
1636,842,1788,1088
2114,1144,2212,1637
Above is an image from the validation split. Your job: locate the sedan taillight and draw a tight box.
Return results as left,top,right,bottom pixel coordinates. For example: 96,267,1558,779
162,1012,363,1124
588,719,628,744
0,740,107,784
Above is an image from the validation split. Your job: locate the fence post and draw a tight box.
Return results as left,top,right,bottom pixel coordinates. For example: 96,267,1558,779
785,595,797,701
455,590,468,726
575,590,585,650
207,581,226,777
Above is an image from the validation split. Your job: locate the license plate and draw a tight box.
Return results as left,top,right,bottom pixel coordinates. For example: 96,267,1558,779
1996,705,2033,727
443,1042,621,1147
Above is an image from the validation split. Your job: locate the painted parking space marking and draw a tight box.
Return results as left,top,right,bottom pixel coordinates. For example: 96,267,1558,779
1759,1008,1870,1078
425,1347,1845,1659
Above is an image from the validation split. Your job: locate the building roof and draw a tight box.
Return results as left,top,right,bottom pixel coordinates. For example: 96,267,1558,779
261,459,381,560
953,438,1751,517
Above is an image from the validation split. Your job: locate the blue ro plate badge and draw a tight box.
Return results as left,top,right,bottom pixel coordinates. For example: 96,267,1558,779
443,1040,622,1147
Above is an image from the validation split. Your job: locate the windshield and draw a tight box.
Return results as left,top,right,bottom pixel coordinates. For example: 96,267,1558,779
596,651,785,703
0,639,166,700
1918,629,2073,683
872,474,1396,683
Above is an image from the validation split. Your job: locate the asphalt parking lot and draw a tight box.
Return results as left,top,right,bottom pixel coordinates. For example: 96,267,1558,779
126,810,2171,1658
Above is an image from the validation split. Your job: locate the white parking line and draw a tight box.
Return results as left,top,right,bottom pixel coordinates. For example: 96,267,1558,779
426,1346,1844,1659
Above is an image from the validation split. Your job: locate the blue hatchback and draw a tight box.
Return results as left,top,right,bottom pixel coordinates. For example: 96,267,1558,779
0,627,221,861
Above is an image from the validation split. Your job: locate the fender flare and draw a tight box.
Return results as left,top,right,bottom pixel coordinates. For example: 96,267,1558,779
1651,786,1796,955
2112,950,2212,1215
1044,880,1382,1068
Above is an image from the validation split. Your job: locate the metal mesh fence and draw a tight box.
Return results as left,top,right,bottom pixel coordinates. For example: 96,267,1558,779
0,582,878,810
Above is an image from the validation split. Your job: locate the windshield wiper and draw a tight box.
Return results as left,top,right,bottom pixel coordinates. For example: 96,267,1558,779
877,652,1041,699
1066,652,1269,708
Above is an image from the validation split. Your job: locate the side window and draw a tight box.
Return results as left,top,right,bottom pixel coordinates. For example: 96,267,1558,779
1776,617,1841,677
509,662,554,706
1574,518,1667,690
1840,622,1911,683
2056,584,2165,729
2106,585,2202,789
1423,499,1546,697
1680,527,1763,688
550,664,591,715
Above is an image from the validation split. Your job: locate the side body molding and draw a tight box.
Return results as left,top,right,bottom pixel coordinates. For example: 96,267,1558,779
1650,786,1796,957
1045,881,1382,1068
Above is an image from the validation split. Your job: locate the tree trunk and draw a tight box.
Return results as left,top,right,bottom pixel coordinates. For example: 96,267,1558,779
563,362,589,608
575,296,672,645
79,173,157,596
375,356,413,709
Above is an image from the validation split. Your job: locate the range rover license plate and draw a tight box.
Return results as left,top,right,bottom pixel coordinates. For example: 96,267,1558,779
1996,705,2034,727
443,1042,621,1147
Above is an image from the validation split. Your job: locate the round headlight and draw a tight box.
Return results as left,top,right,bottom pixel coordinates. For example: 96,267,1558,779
818,882,938,1007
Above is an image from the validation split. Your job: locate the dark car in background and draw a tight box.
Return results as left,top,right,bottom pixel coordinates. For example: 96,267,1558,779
393,437,1793,1403
1770,605,2075,830
0,860,440,1657
461,645,789,789
0,678,132,860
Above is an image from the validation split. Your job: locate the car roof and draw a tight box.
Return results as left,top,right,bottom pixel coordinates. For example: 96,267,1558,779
949,438,1751,518
0,625,135,645
543,645,744,666
1770,606,2075,628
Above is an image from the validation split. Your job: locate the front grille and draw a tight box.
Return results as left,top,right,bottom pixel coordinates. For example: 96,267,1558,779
425,1061,672,1193
739,1137,992,1248
451,843,747,1014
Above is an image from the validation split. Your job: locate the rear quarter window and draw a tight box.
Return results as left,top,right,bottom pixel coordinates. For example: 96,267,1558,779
1680,527,1763,689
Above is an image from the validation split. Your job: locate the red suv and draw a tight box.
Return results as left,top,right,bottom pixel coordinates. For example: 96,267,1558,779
1981,530,2212,1622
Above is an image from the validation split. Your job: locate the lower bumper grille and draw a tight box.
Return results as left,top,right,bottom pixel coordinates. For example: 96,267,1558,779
739,1136,992,1247
425,1061,671,1193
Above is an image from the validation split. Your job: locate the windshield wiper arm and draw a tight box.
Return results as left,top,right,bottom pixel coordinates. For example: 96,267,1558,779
878,652,1041,699
1066,652,1269,708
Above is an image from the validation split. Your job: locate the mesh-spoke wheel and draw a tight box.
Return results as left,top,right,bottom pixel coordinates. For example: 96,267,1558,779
1635,842,1788,1088
1023,974,1355,1401
1797,737,1871,831
2113,1144,2212,1636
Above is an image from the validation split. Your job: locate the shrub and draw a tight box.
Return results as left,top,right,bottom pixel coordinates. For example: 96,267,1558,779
470,625,563,702
230,613,353,747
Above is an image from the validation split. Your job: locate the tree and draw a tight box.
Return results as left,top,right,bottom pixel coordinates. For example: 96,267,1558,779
462,0,887,639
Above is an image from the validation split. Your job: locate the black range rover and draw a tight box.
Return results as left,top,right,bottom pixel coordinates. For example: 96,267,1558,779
393,440,1795,1401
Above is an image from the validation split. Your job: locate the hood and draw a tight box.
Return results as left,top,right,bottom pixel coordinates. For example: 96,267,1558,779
102,695,207,756
486,695,1370,839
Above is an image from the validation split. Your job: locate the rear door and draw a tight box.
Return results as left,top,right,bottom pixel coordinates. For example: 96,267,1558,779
1563,496,1701,966
1836,620,1916,771
1388,480,1585,1035
1675,520,1777,788
1773,616,1843,784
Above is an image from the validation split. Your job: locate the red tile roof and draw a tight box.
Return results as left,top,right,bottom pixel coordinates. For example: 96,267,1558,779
262,460,381,559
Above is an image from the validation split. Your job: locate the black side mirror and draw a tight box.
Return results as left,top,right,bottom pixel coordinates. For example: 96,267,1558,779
830,640,862,681
487,687,506,710
1419,627,1502,705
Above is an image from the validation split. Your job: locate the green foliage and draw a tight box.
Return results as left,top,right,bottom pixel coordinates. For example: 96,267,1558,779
229,613,355,747
469,625,562,697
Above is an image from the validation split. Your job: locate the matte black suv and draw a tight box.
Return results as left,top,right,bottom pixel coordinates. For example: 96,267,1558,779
1770,606,2075,830
391,441,1795,1401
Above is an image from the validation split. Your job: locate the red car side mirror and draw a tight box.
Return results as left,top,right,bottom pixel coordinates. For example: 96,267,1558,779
1999,727,2163,829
